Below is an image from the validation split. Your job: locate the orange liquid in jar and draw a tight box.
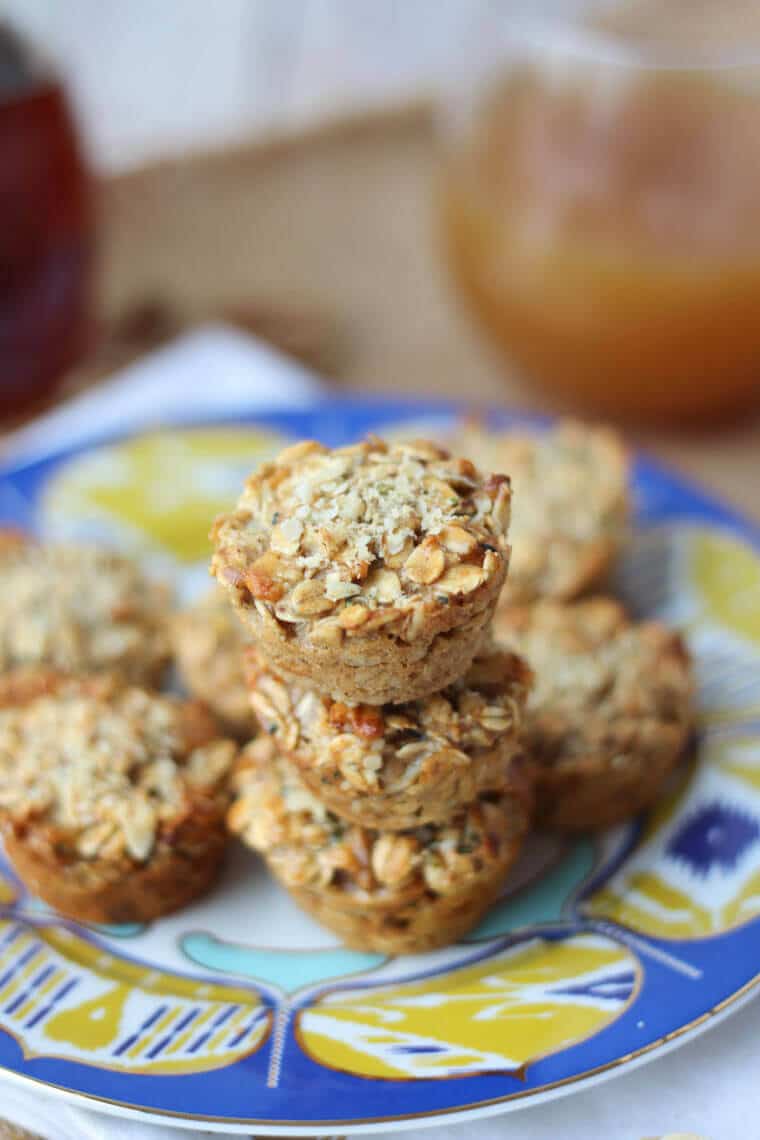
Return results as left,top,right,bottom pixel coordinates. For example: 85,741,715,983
441,68,760,423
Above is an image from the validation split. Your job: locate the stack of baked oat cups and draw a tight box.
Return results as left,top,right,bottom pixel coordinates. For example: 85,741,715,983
212,437,534,953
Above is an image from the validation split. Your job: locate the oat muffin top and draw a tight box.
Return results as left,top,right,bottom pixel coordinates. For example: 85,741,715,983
211,437,511,640
494,598,692,769
229,737,530,898
452,421,628,604
172,588,251,734
246,646,531,797
0,536,171,682
0,676,237,863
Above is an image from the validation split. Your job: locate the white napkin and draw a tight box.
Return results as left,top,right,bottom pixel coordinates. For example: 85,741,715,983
0,326,753,1138
1,324,321,466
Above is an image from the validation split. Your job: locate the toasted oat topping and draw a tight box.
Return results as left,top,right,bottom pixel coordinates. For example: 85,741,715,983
494,599,692,767
246,647,531,796
449,421,629,603
0,538,171,680
211,438,510,636
172,588,251,732
229,737,520,897
0,680,237,863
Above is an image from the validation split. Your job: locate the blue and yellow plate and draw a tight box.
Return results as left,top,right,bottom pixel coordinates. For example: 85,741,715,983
1,397,759,1134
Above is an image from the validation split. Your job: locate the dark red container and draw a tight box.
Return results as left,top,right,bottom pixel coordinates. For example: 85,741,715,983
0,26,92,416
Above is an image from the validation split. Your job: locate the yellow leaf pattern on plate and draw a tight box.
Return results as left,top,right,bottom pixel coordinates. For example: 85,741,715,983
298,934,636,1080
691,531,760,646
590,874,713,940
41,428,288,562
0,919,269,1074
45,982,131,1050
0,867,16,905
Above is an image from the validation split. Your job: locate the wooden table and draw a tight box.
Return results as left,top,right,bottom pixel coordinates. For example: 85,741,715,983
89,102,760,518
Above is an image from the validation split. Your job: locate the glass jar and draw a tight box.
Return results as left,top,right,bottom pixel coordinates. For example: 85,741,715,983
438,1,760,424
0,25,92,417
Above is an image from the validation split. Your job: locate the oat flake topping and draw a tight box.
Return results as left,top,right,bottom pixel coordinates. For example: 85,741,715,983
0,539,170,680
0,683,236,863
247,647,530,797
211,437,511,632
229,738,521,897
451,420,628,602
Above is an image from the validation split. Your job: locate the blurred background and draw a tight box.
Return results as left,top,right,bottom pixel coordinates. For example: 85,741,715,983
4,0,760,448
3,0,561,171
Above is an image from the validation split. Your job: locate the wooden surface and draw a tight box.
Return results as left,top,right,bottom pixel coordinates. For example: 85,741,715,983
91,104,760,519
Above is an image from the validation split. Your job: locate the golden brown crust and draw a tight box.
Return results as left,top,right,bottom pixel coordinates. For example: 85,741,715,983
494,598,693,831
449,421,629,606
211,438,511,703
286,872,512,954
172,587,253,737
3,800,227,924
0,535,172,685
0,675,237,921
227,737,533,953
246,645,532,829
248,603,499,706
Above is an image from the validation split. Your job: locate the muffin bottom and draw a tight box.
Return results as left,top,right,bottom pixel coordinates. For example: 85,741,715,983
251,603,495,706
283,850,519,954
495,598,693,833
3,812,228,924
537,724,691,832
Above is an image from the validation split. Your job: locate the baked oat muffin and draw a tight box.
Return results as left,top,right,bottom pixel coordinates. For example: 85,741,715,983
228,736,533,954
245,644,532,830
0,535,171,685
211,438,511,705
172,587,252,737
0,675,237,923
452,421,629,606
494,598,693,832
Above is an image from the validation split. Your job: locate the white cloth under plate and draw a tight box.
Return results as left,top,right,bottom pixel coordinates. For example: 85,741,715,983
0,324,321,466
0,326,755,1139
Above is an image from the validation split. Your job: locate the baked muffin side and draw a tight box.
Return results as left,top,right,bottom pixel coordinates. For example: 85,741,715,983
495,598,693,831
451,420,629,606
245,644,532,829
172,587,253,737
228,736,533,953
211,437,511,704
0,675,237,922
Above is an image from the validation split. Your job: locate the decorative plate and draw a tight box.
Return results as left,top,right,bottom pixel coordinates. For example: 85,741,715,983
1,397,759,1135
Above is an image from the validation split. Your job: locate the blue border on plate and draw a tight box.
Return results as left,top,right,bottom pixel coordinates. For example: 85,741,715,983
0,395,759,1127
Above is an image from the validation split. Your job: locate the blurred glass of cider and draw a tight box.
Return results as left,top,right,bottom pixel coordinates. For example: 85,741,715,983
439,1,760,424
